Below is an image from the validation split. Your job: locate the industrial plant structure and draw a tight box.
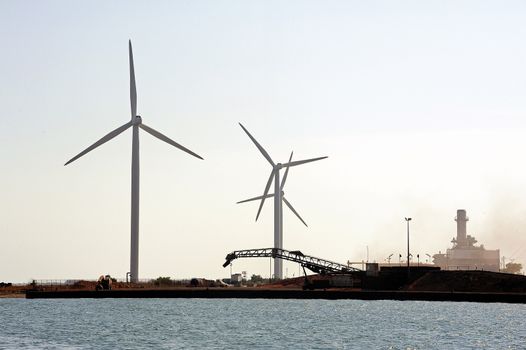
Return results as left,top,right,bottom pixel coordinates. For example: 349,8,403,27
433,209,500,271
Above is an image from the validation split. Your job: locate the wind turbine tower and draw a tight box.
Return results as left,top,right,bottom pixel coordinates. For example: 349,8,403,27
238,123,327,279
65,41,203,283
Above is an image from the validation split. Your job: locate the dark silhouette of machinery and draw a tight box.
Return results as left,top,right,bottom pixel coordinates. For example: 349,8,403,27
95,275,113,291
223,248,360,275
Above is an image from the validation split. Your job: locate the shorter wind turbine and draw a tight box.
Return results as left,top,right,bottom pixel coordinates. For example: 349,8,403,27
65,40,203,283
238,123,327,279
238,151,308,227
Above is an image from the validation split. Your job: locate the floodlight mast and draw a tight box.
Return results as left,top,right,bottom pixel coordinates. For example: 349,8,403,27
405,217,412,279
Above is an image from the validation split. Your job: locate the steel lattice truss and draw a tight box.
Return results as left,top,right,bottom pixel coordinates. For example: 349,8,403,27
223,248,361,274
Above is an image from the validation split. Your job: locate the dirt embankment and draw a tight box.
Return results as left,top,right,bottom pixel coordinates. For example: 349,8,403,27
0,280,174,297
6,271,526,297
0,285,27,298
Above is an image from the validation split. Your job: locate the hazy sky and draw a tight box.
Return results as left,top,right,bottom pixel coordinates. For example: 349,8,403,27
2,1,526,282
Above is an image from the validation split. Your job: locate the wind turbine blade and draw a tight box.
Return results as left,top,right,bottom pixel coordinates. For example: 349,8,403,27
140,124,203,160
283,197,308,227
129,40,137,119
239,123,275,167
64,121,132,166
280,151,293,191
255,170,275,221
281,156,328,168
237,193,274,204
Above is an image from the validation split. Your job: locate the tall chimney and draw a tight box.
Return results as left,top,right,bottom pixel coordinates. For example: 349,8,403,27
455,209,468,246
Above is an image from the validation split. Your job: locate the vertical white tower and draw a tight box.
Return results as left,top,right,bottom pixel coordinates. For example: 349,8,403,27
130,123,140,282
273,168,282,279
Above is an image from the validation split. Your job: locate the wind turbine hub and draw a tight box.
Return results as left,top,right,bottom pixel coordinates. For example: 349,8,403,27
133,115,142,125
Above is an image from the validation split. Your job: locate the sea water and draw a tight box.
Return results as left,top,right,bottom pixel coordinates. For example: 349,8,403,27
0,299,524,349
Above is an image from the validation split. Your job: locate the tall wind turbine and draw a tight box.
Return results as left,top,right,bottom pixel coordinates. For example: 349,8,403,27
65,40,203,283
238,123,327,279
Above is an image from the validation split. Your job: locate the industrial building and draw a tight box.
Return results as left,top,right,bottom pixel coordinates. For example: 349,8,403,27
433,209,500,271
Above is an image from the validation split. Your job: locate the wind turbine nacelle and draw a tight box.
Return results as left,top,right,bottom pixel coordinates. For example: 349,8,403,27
132,115,142,125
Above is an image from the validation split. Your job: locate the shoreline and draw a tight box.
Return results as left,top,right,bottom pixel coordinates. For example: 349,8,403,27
25,288,526,304
0,293,25,298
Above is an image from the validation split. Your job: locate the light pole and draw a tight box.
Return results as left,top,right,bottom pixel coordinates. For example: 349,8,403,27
405,217,412,279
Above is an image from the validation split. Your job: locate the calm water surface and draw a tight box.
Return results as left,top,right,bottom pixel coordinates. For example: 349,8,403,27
0,299,524,349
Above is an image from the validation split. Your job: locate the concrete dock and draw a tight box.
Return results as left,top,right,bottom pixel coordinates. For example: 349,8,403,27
25,288,526,303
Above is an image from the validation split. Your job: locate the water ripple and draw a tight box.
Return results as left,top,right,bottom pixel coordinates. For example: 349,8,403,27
0,299,524,349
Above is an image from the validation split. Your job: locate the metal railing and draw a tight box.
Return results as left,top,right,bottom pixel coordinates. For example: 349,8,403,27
28,278,193,287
